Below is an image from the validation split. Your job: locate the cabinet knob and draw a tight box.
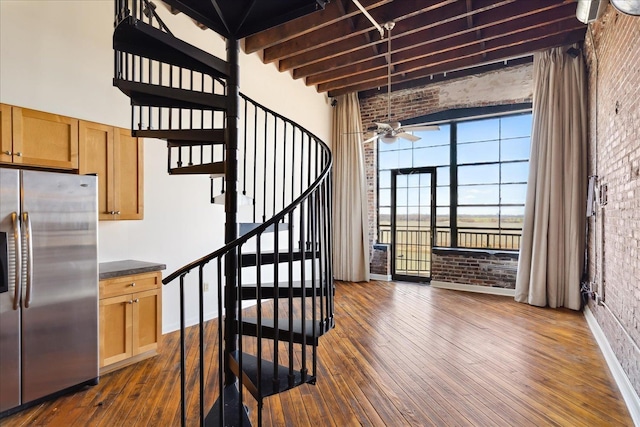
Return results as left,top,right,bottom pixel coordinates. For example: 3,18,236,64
115,211,121,215
3,150,11,155
15,152,22,157
127,300,133,304
130,282,136,287
133,298,139,303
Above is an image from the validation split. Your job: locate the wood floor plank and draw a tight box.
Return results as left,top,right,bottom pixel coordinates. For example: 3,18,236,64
1,280,633,426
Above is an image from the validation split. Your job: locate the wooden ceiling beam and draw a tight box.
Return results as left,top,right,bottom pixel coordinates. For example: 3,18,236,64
392,21,585,76
306,17,580,86
338,0,381,57
243,0,392,53
323,26,586,95
302,3,578,85
396,28,585,83
262,0,455,63
279,0,516,72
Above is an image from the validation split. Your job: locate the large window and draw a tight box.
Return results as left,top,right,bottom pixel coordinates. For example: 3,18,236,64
378,111,531,250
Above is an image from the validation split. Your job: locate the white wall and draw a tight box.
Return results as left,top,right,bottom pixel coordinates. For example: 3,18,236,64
0,0,332,332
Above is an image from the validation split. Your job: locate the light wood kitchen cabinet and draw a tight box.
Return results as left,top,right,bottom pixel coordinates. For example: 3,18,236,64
1,104,79,169
79,121,143,220
99,271,162,374
0,104,11,163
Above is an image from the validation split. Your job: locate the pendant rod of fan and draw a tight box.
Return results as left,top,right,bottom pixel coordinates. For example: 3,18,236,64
352,0,384,38
385,21,395,124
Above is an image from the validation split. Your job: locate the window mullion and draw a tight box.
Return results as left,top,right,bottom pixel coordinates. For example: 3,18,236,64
450,123,458,248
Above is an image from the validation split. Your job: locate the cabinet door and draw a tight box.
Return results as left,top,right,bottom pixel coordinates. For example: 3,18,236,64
12,107,79,169
0,104,11,164
79,121,115,220
100,294,133,367
132,288,161,355
114,128,143,220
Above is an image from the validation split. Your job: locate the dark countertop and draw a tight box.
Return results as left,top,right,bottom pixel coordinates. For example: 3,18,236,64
99,260,166,280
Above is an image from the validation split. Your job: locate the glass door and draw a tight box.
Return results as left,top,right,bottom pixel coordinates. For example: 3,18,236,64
391,167,436,282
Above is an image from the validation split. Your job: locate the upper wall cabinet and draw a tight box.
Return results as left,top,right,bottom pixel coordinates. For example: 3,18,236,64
0,104,79,169
79,121,144,220
0,105,11,163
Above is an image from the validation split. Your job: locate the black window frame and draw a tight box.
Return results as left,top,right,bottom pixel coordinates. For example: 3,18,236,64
376,103,532,251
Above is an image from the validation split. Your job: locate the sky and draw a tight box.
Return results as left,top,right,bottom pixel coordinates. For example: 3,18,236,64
378,113,532,226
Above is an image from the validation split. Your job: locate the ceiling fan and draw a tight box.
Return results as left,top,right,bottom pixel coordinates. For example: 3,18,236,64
363,21,439,144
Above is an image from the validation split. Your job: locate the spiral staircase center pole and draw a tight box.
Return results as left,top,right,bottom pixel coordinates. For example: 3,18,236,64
224,37,240,386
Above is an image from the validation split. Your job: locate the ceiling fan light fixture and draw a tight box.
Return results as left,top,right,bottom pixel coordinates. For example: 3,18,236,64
611,0,640,15
380,134,397,144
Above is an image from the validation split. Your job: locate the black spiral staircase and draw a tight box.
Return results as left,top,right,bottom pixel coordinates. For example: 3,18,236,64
112,1,334,425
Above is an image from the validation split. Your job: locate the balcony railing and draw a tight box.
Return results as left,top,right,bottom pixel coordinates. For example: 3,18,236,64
379,225,521,251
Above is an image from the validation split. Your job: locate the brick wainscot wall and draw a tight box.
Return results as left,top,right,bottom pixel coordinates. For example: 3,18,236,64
431,248,518,289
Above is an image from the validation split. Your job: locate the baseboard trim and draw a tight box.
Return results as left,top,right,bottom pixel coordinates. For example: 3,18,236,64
430,280,515,297
584,306,640,426
370,273,392,282
163,311,218,335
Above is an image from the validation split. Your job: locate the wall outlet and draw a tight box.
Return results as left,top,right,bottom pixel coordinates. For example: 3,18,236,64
203,282,209,292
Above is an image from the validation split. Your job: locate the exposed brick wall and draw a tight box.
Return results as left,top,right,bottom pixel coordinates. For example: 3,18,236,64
431,249,518,289
360,64,533,283
584,6,640,396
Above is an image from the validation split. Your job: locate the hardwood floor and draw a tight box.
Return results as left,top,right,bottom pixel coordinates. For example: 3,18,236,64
2,280,632,426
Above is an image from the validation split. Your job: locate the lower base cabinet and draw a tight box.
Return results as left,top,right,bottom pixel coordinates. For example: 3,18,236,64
99,271,162,374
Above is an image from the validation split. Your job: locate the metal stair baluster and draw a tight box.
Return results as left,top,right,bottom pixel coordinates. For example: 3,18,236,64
311,192,318,377
252,102,258,223
256,233,263,425
198,264,205,426
287,211,294,387
299,200,307,381
262,109,268,222
216,257,224,427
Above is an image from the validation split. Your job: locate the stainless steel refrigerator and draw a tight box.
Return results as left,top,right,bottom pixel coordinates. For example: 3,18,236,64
0,167,98,416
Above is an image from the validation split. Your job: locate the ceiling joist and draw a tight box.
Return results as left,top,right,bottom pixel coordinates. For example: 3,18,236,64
165,0,586,96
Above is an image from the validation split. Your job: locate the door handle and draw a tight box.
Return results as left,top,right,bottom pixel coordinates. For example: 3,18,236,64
23,212,33,308
11,213,21,310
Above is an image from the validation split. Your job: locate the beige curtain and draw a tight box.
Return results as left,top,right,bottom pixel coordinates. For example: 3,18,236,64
331,93,370,282
515,45,588,310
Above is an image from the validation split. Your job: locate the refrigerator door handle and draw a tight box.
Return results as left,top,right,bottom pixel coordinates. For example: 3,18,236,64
23,212,33,309
11,212,21,310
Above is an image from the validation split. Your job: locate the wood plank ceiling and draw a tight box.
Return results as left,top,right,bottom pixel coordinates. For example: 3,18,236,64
167,0,587,98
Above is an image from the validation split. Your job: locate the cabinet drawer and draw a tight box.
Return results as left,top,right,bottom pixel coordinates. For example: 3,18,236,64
100,271,161,299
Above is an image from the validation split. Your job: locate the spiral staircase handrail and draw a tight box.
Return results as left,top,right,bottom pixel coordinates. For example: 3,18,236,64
162,93,332,286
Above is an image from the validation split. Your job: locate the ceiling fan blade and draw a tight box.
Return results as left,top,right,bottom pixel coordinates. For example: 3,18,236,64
402,124,440,131
397,132,421,142
362,134,379,144
374,122,393,130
